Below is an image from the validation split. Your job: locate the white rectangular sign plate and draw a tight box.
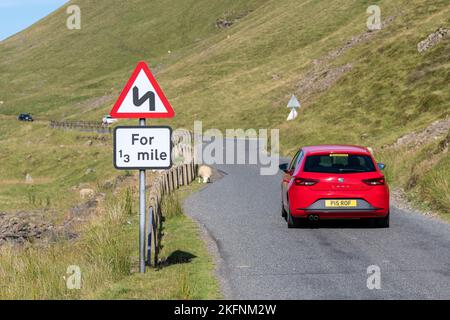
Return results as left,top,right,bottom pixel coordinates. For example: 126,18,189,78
114,126,172,169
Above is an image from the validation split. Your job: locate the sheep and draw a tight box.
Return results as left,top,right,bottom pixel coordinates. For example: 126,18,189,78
198,165,212,183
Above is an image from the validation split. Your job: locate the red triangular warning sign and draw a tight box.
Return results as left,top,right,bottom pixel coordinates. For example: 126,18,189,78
110,61,175,118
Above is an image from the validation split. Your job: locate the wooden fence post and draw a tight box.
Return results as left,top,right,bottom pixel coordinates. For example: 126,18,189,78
147,130,199,267
182,164,187,186
174,168,179,189
170,169,174,192
187,161,192,183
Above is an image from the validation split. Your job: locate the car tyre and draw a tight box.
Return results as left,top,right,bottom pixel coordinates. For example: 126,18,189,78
286,205,298,228
287,212,296,228
281,204,287,219
375,212,390,228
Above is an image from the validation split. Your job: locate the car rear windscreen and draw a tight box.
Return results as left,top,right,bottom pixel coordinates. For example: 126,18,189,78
303,154,376,173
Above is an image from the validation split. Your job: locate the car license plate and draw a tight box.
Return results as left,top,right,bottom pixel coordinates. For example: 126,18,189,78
325,199,357,207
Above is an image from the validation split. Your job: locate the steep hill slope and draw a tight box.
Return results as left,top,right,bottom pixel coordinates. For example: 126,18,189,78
0,0,269,118
0,0,449,215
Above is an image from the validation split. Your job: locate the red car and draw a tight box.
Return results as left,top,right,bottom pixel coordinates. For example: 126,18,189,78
280,145,389,228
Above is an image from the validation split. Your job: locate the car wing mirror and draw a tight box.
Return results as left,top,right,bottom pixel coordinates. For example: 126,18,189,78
279,163,289,173
377,163,386,170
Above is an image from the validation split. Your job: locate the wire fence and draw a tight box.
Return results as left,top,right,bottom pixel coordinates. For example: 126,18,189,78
49,120,111,134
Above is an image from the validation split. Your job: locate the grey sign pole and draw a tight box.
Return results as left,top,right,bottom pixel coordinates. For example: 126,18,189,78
139,118,146,273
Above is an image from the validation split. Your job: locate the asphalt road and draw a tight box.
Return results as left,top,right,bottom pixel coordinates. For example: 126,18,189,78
183,138,450,299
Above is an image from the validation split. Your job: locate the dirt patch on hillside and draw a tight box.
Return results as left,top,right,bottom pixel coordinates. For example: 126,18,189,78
0,201,99,246
0,211,55,245
390,187,434,217
0,174,137,246
75,94,115,114
296,63,353,102
293,14,399,105
417,27,449,53
385,117,450,150
215,10,252,29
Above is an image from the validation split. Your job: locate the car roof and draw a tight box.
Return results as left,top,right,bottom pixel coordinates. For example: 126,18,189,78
300,145,371,156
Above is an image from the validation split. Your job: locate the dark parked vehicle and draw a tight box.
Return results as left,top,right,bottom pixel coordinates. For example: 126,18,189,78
18,113,33,121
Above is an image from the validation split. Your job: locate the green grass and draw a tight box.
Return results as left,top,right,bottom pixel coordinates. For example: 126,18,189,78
95,182,221,300
0,187,135,299
0,179,220,299
1,1,449,216
0,0,449,299
0,118,118,214
378,129,450,219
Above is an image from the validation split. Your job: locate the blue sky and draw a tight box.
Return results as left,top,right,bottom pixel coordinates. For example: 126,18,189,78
0,0,68,41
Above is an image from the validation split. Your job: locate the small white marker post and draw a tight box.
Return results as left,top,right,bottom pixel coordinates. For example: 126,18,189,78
138,118,146,273
286,94,300,121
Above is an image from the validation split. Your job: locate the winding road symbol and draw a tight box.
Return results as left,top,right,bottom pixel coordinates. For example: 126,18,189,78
133,86,155,111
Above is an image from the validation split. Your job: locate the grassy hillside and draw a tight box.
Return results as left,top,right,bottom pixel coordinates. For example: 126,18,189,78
0,0,268,119
0,0,449,300
0,182,220,299
1,0,448,132
1,0,448,217
1,1,448,131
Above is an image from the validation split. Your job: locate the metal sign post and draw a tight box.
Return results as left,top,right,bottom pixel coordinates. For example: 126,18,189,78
139,118,146,273
110,61,175,274
113,124,172,273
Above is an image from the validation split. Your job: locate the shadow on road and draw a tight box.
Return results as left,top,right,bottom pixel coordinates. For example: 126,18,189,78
294,219,382,229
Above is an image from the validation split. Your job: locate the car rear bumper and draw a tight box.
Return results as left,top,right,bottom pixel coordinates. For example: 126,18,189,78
288,186,389,219
292,198,389,218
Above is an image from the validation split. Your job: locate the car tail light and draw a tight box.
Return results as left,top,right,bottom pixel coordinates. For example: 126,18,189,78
294,178,319,186
362,177,385,185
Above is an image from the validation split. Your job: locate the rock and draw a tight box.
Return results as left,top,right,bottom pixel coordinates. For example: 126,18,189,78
84,140,93,146
388,118,450,149
96,193,106,201
25,174,33,184
0,211,53,246
271,74,280,81
102,180,114,190
0,101,4,105
216,19,234,29
78,183,91,189
85,168,95,175
215,10,251,29
417,27,449,53
79,188,95,199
